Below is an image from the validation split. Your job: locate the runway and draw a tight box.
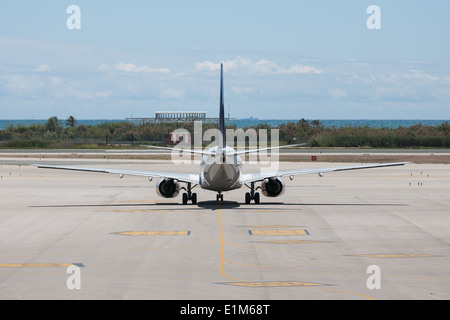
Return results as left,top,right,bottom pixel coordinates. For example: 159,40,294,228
0,157,449,300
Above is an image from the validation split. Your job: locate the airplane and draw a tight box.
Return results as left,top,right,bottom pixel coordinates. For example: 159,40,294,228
34,63,409,204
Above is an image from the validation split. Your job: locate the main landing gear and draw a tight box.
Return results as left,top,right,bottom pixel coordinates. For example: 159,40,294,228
182,183,197,205
245,182,260,204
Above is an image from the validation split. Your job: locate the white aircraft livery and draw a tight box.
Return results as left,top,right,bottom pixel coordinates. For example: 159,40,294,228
35,64,409,204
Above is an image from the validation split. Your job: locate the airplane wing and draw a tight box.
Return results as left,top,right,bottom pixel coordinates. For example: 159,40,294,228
240,162,410,184
33,164,200,184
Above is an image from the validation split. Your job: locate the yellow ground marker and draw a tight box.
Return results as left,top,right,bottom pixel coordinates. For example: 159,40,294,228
354,254,433,258
223,281,325,287
104,209,172,213
113,200,158,203
242,225,303,228
249,229,309,236
113,231,190,236
0,263,83,268
255,240,324,244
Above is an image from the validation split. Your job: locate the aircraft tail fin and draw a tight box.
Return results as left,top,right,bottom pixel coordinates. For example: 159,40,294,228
219,63,226,149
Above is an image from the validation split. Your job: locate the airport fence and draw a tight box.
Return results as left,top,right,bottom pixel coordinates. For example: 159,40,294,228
0,134,162,148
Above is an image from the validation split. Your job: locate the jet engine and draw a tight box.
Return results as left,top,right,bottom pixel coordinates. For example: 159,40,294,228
261,177,285,197
156,178,180,198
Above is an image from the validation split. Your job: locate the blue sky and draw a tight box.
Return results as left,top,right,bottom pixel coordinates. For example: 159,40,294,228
1,1,450,120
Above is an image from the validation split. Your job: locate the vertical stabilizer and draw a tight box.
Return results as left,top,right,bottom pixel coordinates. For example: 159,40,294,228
219,63,226,149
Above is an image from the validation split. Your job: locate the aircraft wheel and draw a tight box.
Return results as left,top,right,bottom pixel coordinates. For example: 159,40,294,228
245,192,251,204
192,193,197,204
182,193,188,205
254,192,260,204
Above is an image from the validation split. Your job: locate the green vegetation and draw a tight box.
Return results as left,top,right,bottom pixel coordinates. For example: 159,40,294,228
275,119,450,148
0,116,448,149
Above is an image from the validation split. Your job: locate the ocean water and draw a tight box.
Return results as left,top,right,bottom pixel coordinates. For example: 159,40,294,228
0,119,448,130
229,119,449,129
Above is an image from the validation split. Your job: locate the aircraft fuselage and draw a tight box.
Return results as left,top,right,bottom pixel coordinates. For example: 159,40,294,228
200,146,242,193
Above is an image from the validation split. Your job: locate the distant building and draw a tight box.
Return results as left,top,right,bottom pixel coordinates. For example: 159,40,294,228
155,111,206,120
127,111,234,125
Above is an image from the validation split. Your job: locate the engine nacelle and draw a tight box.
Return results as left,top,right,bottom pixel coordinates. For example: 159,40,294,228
261,177,285,197
156,178,180,198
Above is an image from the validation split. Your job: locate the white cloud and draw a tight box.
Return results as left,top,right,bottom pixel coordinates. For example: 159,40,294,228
49,80,112,100
195,57,323,75
98,62,170,74
374,87,415,100
0,72,113,100
34,64,51,72
231,86,256,95
94,91,112,98
329,89,348,98
194,60,221,72
0,74,44,95
160,88,183,99
404,69,439,81
283,64,323,75
97,64,109,72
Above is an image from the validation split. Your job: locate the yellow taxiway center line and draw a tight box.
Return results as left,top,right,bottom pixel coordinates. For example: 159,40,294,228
218,201,244,282
114,231,190,236
218,201,226,278
0,263,76,268
311,287,375,300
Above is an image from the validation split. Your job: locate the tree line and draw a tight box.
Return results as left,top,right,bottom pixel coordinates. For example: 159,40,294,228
275,119,449,148
0,116,448,148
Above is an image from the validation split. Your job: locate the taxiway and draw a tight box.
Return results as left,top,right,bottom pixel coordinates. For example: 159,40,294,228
0,157,449,299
